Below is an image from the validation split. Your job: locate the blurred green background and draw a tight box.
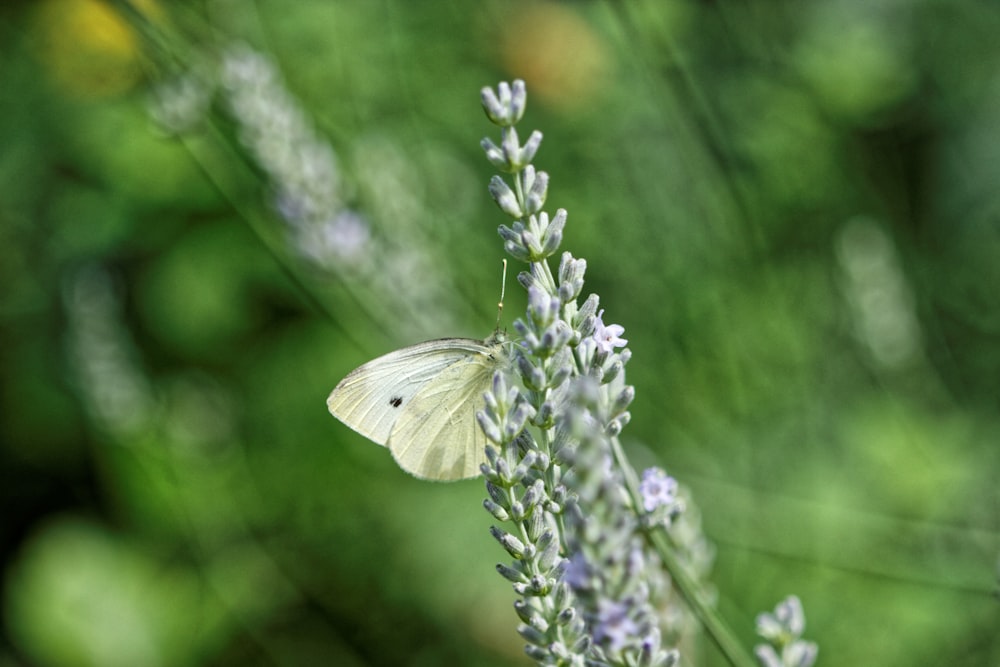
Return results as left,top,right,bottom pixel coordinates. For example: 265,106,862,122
1,0,998,665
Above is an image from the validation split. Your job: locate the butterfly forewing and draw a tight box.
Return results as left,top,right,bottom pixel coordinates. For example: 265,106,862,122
326,338,494,448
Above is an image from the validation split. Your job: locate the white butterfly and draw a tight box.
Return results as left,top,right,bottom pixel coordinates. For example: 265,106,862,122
327,331,509,480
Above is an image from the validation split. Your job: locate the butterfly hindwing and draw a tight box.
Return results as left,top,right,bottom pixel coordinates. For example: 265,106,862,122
388,352,497,480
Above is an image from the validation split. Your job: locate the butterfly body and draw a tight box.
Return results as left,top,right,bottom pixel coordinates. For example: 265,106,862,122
327,332,507,480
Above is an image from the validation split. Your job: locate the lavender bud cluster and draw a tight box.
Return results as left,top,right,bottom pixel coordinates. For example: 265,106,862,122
754,596,818,667
218,44,371,268
149,42,458,337
148,43,370,269
63,266,155,439
476,80,680,667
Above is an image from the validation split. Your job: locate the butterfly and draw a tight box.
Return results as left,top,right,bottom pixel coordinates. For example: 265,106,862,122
326,331,509,480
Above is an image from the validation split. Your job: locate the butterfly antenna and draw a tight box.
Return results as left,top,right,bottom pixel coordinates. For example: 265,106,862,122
495,259,507,331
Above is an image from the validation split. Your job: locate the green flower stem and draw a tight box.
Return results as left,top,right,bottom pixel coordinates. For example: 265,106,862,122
609,436,757,667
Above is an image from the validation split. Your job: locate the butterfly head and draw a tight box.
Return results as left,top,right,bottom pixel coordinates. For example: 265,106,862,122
485,328,508,347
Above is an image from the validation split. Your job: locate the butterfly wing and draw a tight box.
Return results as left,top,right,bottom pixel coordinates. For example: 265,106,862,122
388,350,499,480
326,338,492,449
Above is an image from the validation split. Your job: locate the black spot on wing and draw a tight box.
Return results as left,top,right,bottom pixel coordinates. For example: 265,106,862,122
389,396,403,408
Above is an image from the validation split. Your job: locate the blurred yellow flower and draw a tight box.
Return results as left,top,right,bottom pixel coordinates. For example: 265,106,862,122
31,0,160,97
498,2,611,113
